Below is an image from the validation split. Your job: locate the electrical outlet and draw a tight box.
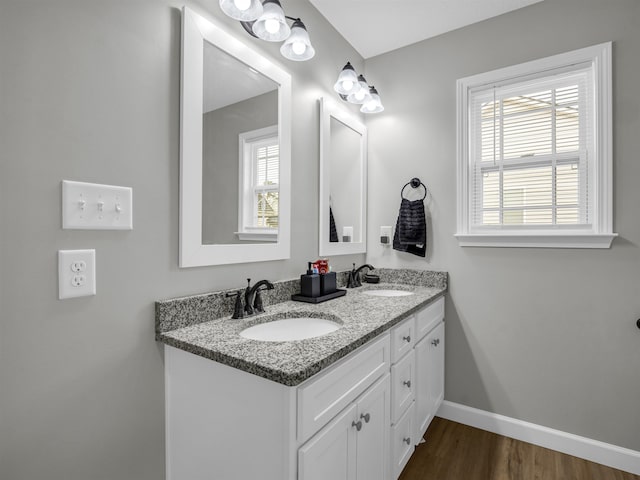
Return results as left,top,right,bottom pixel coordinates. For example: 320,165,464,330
58,249,96,299
70,260,86,273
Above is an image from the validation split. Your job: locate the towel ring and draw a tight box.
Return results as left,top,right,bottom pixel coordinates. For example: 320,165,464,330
401,177,427,201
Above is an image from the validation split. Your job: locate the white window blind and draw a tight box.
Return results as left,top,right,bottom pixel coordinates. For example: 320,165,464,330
237,125,280,241
252,141,279,229
456,42,615,248
469,69,592,229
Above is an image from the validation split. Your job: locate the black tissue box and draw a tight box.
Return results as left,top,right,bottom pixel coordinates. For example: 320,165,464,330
320,272,337,295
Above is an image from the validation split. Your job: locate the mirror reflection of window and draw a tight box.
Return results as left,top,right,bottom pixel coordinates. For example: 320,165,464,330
238,126,279,241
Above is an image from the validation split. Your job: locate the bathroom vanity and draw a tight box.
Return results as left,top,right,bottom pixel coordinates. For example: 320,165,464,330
157,269,446,480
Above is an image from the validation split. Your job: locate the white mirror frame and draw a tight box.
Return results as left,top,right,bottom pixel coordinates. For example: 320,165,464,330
180,7,291,267
318,97,367,256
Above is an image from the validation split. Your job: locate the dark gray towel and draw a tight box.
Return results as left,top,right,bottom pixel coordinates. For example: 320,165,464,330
329,207,339,242
393,198,426,257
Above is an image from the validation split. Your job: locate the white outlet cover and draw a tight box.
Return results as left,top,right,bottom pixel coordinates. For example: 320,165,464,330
58,249,96,299
62,180,133,230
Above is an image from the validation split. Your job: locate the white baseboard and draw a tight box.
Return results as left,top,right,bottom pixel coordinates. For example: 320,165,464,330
437,401,640,476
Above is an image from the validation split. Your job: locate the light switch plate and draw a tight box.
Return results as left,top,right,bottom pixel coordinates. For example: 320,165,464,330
62,180,133,230
58,249,96,299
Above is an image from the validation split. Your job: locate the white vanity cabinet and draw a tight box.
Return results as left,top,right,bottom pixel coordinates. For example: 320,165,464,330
298,374,390,480
164,296,445,480
165,332,390,480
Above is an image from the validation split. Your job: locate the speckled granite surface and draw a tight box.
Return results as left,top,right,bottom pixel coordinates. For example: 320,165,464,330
155,271,351,334
156,269,447,386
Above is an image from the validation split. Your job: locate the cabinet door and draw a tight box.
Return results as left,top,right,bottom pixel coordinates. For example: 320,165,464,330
299,404,358,480
414,321,445,443
356,374,390,480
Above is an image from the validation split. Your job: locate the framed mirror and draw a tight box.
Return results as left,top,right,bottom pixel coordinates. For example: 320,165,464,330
318,98,367,256
180,7,291,267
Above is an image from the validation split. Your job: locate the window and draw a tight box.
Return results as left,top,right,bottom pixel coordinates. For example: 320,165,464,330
456,43,616,248
237,126,279,242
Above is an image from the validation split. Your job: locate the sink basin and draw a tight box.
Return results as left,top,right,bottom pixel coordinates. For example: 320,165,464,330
240,317,341,342
362,289,414,297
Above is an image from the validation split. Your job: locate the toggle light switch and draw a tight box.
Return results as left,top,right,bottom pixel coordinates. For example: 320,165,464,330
62,180,133,230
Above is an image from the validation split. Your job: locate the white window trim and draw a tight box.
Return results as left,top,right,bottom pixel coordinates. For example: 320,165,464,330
455,42,617,249
236,125,279,242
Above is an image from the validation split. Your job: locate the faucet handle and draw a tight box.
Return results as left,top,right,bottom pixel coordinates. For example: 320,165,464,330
225,291,244,319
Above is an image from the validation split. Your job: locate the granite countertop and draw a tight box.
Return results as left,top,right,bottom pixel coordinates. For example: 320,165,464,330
156,269,447,386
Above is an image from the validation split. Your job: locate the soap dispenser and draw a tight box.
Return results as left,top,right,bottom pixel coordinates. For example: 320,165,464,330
300,262,320,298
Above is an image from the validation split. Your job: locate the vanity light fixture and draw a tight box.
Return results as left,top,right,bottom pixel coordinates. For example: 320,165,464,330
334,62,384,113
219,0,315,61
219,0,264,21
361,86,384,114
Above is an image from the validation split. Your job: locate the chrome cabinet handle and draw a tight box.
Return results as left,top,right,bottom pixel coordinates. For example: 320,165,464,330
403,437,411,445
403,380,411,388
403,335,411,343
352,420,362,431
431,338,440,346
360,413,371,423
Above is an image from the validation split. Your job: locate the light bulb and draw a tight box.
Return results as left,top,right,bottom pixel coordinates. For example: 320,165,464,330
342,80,354,91
364,101,376,112
264,18,280,34
233,0,251,10
355,89,366,101
292,41,306,55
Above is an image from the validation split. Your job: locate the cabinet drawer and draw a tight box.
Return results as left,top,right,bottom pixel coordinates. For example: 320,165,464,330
391,401,415,480
297,334,390,443
391,350,415,424
390,317,415,364
415,296,444,341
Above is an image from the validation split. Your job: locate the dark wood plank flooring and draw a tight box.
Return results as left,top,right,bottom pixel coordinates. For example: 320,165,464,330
399,417,640,480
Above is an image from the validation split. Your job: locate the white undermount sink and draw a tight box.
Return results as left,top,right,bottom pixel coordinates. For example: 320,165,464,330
240,317,341,342
362,289,414,297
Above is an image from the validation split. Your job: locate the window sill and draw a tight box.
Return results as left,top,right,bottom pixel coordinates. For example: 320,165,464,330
454,232,617,249
235,231,278,242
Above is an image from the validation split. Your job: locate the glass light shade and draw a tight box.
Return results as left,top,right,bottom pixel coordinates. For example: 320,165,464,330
346,75,370,104
333,62,359,95
219,0,264,21
360,87,384,113
252,0,291,42
280,19,315,61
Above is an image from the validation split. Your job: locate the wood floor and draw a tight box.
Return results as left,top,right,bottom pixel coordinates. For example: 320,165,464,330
399,417,640,480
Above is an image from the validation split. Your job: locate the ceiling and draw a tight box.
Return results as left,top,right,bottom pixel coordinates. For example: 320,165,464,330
203,41,276,113
308,0,544,59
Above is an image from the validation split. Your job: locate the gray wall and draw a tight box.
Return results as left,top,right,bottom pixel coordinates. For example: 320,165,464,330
0,1,365,479
365,0,640,451
202,90,277,245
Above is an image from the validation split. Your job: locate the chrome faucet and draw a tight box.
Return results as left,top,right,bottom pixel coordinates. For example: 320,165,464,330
347,263,374,288
244,278,274,315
